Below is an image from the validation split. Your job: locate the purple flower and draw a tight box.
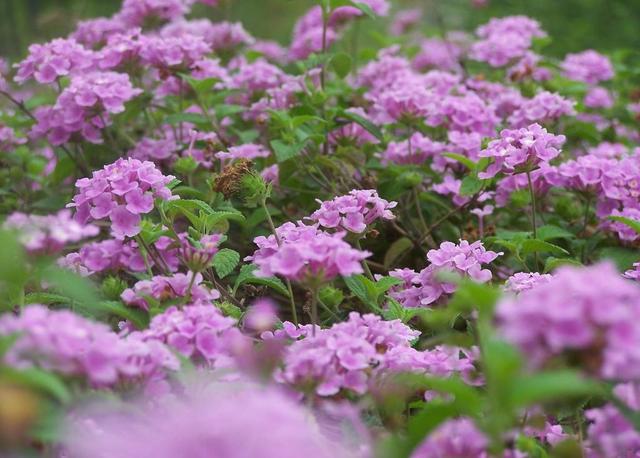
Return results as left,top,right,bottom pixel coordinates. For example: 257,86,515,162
561,50,614,84
216,143,271,161
412,418,489,458
63,383,360,458
309,190,397,234
246,222,370,282
31,72,142,145
69,158,175,239
478,123,566,178
121,272,220,310
132,304,240,367
14,38,96,85
503,272,553,294
4,210,98,255
508,91,576,128
389,240,502,307
380,133,446,166
497,262,640,380
584,86,614,109
0,305,178,387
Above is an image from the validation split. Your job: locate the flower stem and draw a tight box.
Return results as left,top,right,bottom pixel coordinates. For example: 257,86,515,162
261,197,298,325
310,286,319,337
526,171,540,270
355,238,374,281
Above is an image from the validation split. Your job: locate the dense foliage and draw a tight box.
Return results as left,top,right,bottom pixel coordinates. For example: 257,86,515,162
1,0,640,456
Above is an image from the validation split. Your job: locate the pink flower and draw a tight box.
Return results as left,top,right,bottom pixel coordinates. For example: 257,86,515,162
478,123,566,178
69,158,175,239
246,222,370,282
310,190,397,233
561,49,614,84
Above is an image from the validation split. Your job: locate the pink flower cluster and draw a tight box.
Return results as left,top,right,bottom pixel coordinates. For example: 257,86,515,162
14,38,96,85
380,133,446,166
133,304,241,366
412,418,488,458
507,91,576,128
0,305,178,387
121,272,220,310
479,123,566,178
69,158,175,238
309,190,397,234
497,263,640,380
503,272,553,294
32,71,142,145
60,236,179,276
64,384,355,458
389,240,502,307
4,210,98,255
275,312,419,396
561,50,614,84
247,222,370,282
471,15,546,67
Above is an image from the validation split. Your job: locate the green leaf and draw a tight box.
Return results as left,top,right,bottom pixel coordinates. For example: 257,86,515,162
442,153,476,170
343,274,382,313
270,139,304,162
536,225,575,241
0,367,71,403
509,370,600,407
608,215,640,234
162,112,210,128
384,237,413,269
233,264,290,297
460,175,483,196
520,239,569,257
39,267,99,310
330,52,352,78
213,249,240,279
338,109,384,141
543,257,582,273
350,1,377,18
597,246,638,271
95,301,149,329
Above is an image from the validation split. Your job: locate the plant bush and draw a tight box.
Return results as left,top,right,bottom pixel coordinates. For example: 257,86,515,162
1,0,640,456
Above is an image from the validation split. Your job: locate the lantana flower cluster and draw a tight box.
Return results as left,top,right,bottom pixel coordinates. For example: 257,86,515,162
69,158,176,238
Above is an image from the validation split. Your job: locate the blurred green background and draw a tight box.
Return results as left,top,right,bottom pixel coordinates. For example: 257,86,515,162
1,0,639,59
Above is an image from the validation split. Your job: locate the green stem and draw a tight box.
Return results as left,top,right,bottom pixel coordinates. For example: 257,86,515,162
355,238,374,281
310,286,319,337
526,171,540,270
261,197,298,325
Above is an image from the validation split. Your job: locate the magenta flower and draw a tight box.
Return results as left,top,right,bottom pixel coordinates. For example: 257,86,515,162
31,71,142,145
216,143,271,161
0,305,178,387
503,272,553,294
389,240,502,307
478,123,566,178
246,222,370,282
121,272,220,310
561,50,614,84
412,418,489,458
497,262,640,380
68,158,175,239
133,304,240,366
4,210,98,255
14,38,96,85
309,190,397,234
508,91,576,128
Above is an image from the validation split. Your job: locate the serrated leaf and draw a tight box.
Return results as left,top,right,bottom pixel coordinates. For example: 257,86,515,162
213,249,240,279
344,274,382,313
96,301,149,329
270,139,304,162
